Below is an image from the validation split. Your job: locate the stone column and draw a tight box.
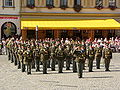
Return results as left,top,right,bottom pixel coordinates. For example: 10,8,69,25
40,0,46,7
68,0,74,7
103,0,109,8
54,0,60,7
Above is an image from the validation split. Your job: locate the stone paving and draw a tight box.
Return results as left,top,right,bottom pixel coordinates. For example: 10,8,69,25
0,53,120,90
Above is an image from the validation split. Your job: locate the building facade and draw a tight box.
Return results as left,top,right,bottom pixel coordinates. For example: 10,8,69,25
0,0,20,40
1,0,120,40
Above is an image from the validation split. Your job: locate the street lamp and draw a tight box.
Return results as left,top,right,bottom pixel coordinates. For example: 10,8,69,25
36,25,38,40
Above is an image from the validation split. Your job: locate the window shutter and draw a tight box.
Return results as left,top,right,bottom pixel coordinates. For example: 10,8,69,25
54,0,60,7
68,0,74,7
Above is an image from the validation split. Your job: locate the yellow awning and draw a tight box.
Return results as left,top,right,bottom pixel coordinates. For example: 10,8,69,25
21,19,120,30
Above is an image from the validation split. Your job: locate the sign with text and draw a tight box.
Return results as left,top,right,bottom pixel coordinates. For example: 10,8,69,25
0,17,18,19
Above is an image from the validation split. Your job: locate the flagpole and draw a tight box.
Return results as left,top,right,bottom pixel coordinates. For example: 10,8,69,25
36,25,38,40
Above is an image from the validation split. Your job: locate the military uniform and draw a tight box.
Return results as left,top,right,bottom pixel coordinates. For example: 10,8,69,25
50,44,56,71
56,45,65,73
103,46,112,71
22,46,33,74
40,46,50,74
34,46,41,72
88,47,95,72
64,44,71,70
95,46,102,69
74,46,86,78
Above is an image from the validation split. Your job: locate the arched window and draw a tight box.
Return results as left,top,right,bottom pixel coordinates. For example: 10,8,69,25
60,0,68,7
95,0,103,10
74,0,81,5
1,22,17,38
46,0,54,6
26,0,35,8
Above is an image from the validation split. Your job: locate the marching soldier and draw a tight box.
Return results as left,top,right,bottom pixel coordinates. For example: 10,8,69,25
23,46,33,74
56,45,65,73
20,45,26,72
74,45,86,78
41,44,50,74
103,44,112,71
34,45,41,72
95,43,103,69
88,45,95,72
64,44,71,70
50,43,56,71
71,45,77,72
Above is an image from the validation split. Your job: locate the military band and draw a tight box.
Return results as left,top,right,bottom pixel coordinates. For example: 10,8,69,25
1,37,120,78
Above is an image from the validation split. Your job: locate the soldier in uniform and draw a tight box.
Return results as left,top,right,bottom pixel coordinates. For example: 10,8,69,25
88,45,95,72
20,45,26,72
71,45,77,72
50,43,56,71
34,45,41,72
95,43,103,69
103,44,112,71
23,46,33,74
56,44,65,73
64,44,71,70
13,43,18,66
40,43,50,74
74,45,86,78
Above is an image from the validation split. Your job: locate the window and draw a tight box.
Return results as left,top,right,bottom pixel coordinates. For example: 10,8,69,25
4,0,13,7
60,0,68,6
96,0,103,7
46,0,54,6
109,0,116,7
27,0,35,7
74,0,81,5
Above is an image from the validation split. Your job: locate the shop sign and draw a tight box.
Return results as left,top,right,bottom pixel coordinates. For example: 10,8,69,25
0,17,18,19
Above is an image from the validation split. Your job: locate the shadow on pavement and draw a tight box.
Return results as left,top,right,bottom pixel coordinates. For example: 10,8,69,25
85,76,113,78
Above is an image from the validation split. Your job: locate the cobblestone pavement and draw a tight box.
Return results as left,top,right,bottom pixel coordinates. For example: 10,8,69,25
0,53,120,90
